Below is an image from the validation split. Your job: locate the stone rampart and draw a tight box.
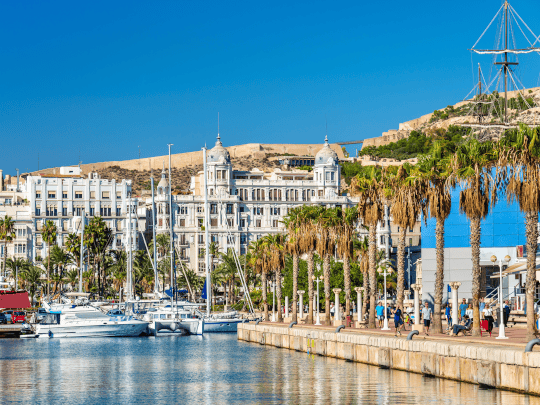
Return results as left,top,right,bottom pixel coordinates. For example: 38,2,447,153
238,323,540,396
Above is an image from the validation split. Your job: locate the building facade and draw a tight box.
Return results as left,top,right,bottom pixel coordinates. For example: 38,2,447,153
154,135,358,275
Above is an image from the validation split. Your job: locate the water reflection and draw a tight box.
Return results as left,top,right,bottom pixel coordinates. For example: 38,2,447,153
0,335,539,404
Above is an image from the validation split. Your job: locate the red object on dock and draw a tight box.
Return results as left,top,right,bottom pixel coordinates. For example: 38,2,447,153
0,291,31,309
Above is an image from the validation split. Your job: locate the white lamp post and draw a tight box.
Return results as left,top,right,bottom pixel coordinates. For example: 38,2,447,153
377,266,393,331
312,275,323,325
491,254,511,339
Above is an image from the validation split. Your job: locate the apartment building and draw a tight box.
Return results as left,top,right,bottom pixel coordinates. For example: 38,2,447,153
153,135,359,275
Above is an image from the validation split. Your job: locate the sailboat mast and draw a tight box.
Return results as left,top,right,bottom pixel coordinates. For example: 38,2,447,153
127,193,132,299
79,210,85,293
504,0,508,123
168,144,175,302
151,172,158,294
203,146,211,317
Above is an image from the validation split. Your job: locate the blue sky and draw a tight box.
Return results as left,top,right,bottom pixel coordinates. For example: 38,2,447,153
1,0,540,175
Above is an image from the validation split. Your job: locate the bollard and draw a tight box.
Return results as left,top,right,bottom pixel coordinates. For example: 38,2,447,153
335,325,345,333
407,330,419,340
289,321,297,329
525,338,540,352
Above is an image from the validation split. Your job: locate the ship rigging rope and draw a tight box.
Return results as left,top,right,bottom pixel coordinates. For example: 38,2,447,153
472,3,504,49
510,4,540,47
509,7,540,56
508,70,533,110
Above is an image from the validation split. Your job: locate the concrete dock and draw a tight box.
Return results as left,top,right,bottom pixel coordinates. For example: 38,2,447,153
238,322,540,396
0,324,22,338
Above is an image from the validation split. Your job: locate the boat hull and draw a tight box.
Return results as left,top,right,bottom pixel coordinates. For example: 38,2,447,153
35,321,149,338
149,318,204,336
203,318,245,333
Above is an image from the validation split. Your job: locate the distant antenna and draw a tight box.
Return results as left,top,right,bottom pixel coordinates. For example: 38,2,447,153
325,115,328,142
217,112,220,142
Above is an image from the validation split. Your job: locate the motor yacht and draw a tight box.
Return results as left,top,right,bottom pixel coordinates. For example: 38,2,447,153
34,305,149,338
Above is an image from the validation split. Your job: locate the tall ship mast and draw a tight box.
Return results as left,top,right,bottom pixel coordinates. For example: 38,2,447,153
461,1,540,138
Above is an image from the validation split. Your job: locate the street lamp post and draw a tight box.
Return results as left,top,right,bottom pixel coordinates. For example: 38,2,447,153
312,275,323,325
491,254,511,339
377,266,393,331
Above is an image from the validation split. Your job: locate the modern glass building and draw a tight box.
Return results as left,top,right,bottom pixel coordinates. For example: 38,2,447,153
421,186,526,302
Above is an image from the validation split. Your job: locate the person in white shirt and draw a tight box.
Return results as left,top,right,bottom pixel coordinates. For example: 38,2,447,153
482,305,494,334
465,304,473,319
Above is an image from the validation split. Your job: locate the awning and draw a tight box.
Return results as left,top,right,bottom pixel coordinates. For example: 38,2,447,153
490,259,540,279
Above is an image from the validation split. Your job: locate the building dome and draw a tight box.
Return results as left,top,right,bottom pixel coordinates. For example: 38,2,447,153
315,136,338,165
207,135,231,164
157,166,169,194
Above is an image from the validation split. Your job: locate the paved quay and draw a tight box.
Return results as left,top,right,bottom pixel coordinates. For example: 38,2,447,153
238,322,540,396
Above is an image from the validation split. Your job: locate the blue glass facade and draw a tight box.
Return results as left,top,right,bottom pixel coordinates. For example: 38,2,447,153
422,187,527,249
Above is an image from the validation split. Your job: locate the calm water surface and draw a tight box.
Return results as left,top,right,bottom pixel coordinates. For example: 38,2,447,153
0,334,538,404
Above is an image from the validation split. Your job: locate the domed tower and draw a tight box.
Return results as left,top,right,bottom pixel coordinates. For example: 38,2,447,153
156,165,170,231
206,134,232,196
313,135,340,199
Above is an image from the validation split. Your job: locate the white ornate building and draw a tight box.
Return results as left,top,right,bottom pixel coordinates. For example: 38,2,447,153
154,135,358,275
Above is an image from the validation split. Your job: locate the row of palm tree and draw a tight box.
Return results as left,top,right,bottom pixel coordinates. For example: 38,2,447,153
351,124,540,340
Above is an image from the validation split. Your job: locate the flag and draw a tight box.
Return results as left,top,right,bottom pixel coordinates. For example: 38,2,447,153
201,279,208,300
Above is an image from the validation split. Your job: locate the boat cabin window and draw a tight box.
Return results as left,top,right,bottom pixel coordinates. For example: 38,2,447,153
41,313,60,325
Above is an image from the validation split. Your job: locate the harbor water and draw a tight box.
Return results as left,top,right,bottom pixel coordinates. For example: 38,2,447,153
0,334,538,404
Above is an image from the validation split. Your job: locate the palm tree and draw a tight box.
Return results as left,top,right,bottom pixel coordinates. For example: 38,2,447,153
351,166,386,328
85,216,113,297
315,207,339,326
500,124,540,340
417,142,452,333
283,207,302,322
299,205,320,324
336,206,358,317
5,257,26,290
66,269,78,290
22,265,43,305
0,216,15,278
249,238,267,320
390,164,427,309
264,234,286,322
41,220,57,298
451,139,498,336
353,236,369,317
50,245,70,294
154,233,170,260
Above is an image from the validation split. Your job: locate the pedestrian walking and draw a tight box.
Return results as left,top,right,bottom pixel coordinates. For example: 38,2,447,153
459,299,468,321
376,301,385,328
393,305,404,336
422,301,433,336
445,303,452,330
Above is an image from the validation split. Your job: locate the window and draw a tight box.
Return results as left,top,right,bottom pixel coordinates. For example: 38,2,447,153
198,261,206,272
255,219,261,228
197,206,203,213
100,207,112,217
240,219,245,228
198,234,204,244
239,206,244,213
116,191,121,198
198,218,204,228
240,234,247,244
35,207,41,216
180,219,186,227
90,207,95,216
17,228,25,238
36,192,41,199
46,206,57,216
226,204,233,214
273,220,279,228
318,190,323,197
409,238,413,246
102,191,110,199
90,191,96,199
75,191,83,199
272,207,280,216
63,221,68,231
380,236,385,244
158,219,163,227
62,207,67,216
62,193,67,201
210,218,218,227
116,207,121,216
73,207,82,216
179,206,188,215
210,204,217,214
48,192,56,199
227,218,233,227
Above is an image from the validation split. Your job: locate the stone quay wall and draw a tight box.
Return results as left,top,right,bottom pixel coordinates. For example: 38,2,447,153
238,323,540,396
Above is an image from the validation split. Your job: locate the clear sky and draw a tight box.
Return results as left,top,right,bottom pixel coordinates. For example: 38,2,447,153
1,0,540,175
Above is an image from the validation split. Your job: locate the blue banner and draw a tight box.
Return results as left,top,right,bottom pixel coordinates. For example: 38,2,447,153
201,279,208,300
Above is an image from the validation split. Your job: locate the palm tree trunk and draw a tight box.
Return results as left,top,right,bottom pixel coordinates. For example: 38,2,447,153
307,252,314,324
292,254,299,323
368,225,377,328
262,270,268,321
526,211,539,341
324,253,331,326
470,217,481,337
396,228,406,309
344,254,351,318
276,267,283,323
2,241,7,278
432,216,445,334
